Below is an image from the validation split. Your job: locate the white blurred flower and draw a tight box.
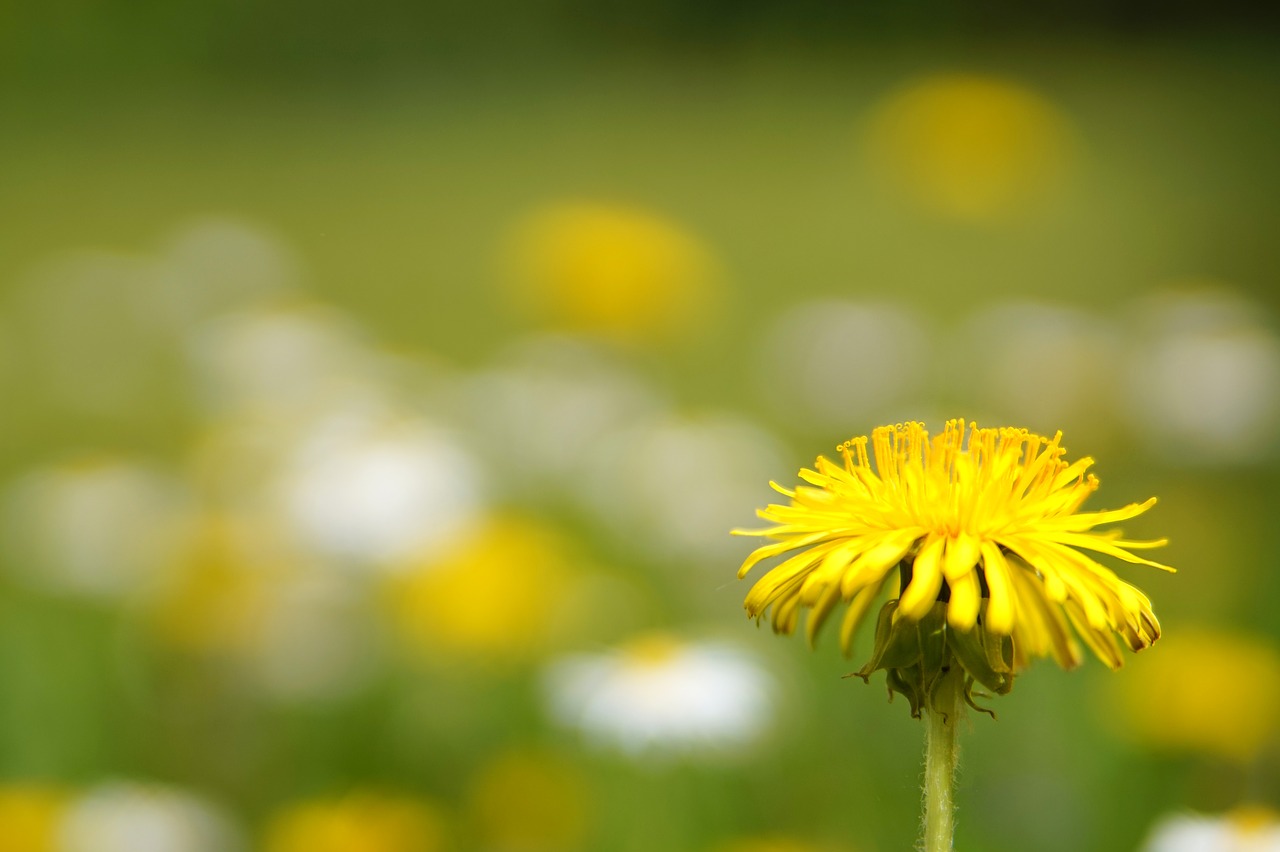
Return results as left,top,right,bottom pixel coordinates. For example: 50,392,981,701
157,218,298,324
461,334,664,498
58,783,245,852
949,301,1122,442
11,220,296,421
757,299,931,430
1,459,189,600
186,303,376,417
543,634,773,755
1123,288,1280,465
278,408,483,568
1141,808,1280,852
583,412,788,563
249,570,379,702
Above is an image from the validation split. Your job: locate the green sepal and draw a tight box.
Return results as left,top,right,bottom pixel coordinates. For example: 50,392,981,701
885,665,926,718
917,603,948,682
851,596,1020,721
949,622,1015,696
856,601,922,676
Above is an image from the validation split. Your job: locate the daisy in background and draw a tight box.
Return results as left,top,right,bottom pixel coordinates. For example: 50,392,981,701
757,299,931,432
1121,287,1280,466
543,632,773,756
583,411,789,565
1141,807,1280,852
58,782,245,852
1,457,190,601
736,419,1172,852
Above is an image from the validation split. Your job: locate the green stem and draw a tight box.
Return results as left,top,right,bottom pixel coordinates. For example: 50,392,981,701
922,669,963,852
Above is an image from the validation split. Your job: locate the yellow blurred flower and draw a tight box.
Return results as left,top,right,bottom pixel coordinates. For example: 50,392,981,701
1110,628,1280,762
144,512,275,655
0,786,68,852
467,750,588,852
737,420,1171,713
387,516,575,663
865,74,1073,221
502,201,718,342
145,511,379,700
263,793,446,852
715,839,840,852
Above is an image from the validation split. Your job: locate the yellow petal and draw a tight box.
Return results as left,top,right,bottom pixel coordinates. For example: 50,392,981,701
946,569,982,631
897,535,945,621
839,529,921,598
979,541,1017,635
805,581,843,647
840,577,888,657
942,534,981,582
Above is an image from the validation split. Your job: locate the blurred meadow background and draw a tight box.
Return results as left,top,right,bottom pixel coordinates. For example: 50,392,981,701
3,2,1280,851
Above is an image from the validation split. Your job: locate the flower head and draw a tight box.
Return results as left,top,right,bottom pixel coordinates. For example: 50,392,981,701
736,420,1172,711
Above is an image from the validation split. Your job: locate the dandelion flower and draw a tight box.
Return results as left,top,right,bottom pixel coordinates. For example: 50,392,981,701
736,419,1171,714
1110,628,1280,763
466,750,589,852
502,201,718,343
864,74,1073,221
388,516,576,663
263,793,446,852
0,784,68,852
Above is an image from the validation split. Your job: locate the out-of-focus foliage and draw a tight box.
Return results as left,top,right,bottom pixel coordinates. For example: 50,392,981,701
2,4,1280,851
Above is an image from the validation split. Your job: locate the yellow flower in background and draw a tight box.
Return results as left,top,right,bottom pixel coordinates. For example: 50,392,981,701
737,420,1171,711
467,750,589,852
145,512,271,655
387,516,575,662
263,793,446,852
0,786,67,852
865,74,1073,221
715,838,843,852
1109,628,1280,762
502,201,718,342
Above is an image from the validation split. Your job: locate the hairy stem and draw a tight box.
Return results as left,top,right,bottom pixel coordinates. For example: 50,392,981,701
922,668,963,852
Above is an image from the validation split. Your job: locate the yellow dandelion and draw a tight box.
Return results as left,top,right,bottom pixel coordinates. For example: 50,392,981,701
466,750,589,852
1109,628,1280,763
0,785,68,852
263,792,446,852
501,200,718,343
736,419,1172,713
864,74,1073,222
386,516,576,663
715,838,843,852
